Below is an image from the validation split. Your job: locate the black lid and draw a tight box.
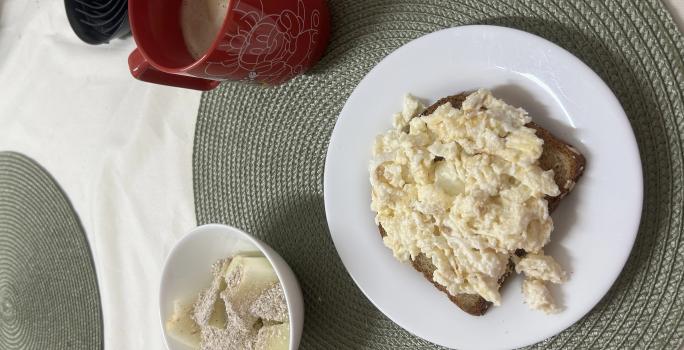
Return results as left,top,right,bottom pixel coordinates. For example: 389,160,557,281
65,0,130,45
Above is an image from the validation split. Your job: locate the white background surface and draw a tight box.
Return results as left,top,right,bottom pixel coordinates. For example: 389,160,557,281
0,1,200,348
0,1,680,349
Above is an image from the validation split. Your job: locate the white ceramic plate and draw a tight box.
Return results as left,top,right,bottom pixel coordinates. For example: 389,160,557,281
324,25,643,350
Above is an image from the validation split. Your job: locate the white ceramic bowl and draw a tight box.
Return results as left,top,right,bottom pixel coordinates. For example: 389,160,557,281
159,224,304,350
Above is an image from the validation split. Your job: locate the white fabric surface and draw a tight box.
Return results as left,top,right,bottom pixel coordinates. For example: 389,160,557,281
0,1,681,349
0,1,200,348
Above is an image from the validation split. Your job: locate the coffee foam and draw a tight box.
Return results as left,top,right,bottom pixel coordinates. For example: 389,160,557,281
180,0,229,60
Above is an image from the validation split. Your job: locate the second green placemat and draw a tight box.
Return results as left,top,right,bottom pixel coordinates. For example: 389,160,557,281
0,152,103,350
193,0,684,348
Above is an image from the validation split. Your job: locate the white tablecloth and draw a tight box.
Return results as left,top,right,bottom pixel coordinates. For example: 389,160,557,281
0,1,681,348
0,1,199,348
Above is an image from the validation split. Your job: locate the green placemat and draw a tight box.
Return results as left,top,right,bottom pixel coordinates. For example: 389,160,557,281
193,0,684,348
0,152,103,350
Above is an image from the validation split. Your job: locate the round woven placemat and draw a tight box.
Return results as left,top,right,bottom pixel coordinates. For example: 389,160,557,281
193,0,684,348
0,152,103,350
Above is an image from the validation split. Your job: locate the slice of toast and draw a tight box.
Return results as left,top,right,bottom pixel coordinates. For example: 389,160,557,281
378,93,586,316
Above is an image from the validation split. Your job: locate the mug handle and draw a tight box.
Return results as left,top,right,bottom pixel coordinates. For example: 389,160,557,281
128,49,220,91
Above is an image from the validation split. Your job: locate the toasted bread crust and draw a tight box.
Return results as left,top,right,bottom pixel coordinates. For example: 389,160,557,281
376,92,585,316
528,122,586,212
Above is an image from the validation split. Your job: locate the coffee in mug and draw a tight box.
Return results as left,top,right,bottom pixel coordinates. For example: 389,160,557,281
180,0,229,59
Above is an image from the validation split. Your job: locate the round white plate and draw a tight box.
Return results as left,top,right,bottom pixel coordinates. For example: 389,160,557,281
324,25,643,350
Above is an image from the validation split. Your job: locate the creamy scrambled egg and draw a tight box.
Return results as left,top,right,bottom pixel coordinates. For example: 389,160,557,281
370,89,567,313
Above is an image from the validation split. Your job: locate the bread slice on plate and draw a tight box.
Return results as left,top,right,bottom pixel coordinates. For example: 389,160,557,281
378,92,586,316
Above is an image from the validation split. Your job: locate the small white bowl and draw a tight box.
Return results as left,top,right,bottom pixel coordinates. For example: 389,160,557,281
159,224,304,350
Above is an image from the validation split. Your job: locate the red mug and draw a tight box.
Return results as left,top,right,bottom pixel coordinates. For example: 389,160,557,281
128,0,331,90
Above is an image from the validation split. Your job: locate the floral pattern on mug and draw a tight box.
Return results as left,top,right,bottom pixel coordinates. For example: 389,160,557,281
205,0,321,84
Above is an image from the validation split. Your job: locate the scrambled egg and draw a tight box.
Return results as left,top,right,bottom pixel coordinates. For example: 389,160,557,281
370,89,566,313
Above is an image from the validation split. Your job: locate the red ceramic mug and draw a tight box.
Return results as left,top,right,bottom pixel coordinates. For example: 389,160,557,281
128,0,331,90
